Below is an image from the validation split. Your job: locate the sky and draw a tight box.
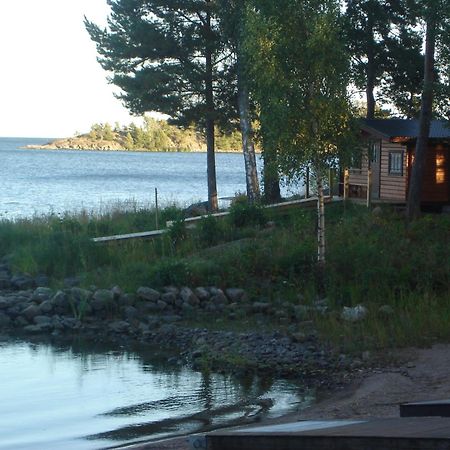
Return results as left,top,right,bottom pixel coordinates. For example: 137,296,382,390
0,0,138,138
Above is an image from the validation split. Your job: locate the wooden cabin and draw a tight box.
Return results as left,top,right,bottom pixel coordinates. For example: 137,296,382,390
346,119,450,206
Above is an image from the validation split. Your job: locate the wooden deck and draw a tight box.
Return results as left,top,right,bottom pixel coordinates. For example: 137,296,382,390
93,197,338,244
206,418,450,450
401,400,450,418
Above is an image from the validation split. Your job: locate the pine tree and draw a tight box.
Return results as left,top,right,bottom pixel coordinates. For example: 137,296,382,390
85,0,226,211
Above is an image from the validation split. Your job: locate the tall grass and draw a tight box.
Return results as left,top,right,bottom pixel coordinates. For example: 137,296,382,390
1,199,449,350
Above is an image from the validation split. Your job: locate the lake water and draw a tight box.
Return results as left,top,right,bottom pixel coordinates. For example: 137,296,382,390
0,138,303,220
0,337,313,449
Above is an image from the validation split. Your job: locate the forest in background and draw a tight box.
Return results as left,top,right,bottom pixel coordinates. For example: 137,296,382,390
78,116,243,152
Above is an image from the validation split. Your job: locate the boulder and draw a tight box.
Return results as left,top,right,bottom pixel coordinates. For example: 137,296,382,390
378,304,395,317
11,274,35,290
0,297,10,310
161,292,176,305
64,276,80,288
39,300,54,314
251,302,271,314
33,315,52,326
108,320,129,334
0,312,11,327
194,287,210,302
32,287,53,303
34,274,49,287
0,275,11,289
123,306,139,321
137,287,160,302
91,289,113,311
225,288,246,303
180,287,199,307
211,293,228,306
22,304,40,321
341,305,368,322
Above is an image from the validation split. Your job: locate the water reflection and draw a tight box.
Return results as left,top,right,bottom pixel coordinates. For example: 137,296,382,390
0,337,314,449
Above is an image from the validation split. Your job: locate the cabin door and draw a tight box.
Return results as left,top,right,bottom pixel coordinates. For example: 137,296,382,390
369,140,381,199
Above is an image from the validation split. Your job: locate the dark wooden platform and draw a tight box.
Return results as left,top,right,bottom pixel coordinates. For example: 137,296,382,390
401,399,450,417
206,418,450,450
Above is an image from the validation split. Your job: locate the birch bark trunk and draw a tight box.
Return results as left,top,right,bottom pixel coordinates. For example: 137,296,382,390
237,52,260,203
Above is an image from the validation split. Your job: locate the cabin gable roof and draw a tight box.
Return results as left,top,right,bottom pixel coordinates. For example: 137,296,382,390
361,119,450,142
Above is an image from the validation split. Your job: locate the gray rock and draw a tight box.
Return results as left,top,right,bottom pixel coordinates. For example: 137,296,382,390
209,287,224,297
32,287,53,303
341,305,368,322
0,297,10,310
34,274,49,287
119,293,136,306
52,291,68,308
378,304,395,317
0,312,11,327
160,315,182,323
225,288,246,303
211,293,228,306
108,320,129,334
137,287,160,302
161,292,176,305
157,300,168,311
91,289,113,311
22,304,40,321
163,286,179,296
15,316,28,327
111,285,123,299
372,206,383,216
23,325,44,334
123,306,139,321
0,276,11,289
33,315,52,326
180,287,199,306
139,301,159,313
194,287,210,302
71,287,92,304
64,276,80,288
291,331,308,343
39,300,54,314
251,302,271,314
11,274,35,290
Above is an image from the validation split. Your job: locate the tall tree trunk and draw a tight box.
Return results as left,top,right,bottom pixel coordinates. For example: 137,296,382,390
237,52,260,204
366,9,376,119
205,4,218,212
262,146,281,203
317,175,326,266
406,15,436,222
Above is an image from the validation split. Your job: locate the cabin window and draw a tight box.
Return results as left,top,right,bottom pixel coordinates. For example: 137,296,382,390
369,140,381,165
436,152,445,184
388,151,403,176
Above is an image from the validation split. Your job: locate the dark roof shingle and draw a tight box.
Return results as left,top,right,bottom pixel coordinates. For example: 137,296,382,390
362,119,450,139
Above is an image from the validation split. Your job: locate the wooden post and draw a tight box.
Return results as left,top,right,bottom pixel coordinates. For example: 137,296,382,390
367,168,372,208
343,169,349,201
155,188,159,230
305,167,310,199
328,169,333,198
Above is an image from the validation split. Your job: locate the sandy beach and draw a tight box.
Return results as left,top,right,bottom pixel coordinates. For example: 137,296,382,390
131,343,450,449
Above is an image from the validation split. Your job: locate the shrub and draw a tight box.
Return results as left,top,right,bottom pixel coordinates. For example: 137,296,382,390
228,198,266,228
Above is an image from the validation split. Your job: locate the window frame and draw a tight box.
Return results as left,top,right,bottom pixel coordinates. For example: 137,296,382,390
388,151,404,176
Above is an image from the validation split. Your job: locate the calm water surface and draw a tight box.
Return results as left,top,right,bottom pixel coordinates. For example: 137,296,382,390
0,338,313,449
0,138,302,219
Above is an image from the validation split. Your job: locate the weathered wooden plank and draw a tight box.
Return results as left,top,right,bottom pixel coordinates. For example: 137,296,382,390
92,229,168,243
207,418,450,450
93,197,338,243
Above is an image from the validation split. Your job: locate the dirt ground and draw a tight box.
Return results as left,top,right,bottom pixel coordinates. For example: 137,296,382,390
127,343,450,450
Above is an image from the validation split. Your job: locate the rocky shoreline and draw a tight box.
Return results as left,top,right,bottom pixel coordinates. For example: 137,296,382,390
0,263,358,387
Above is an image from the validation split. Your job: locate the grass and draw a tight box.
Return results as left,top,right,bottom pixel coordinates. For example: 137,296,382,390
1,199,449,352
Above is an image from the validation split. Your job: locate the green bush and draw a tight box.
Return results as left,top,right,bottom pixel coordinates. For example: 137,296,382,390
228,199,266,228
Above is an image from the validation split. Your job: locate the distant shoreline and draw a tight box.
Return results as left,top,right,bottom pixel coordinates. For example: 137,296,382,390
21,137,245,153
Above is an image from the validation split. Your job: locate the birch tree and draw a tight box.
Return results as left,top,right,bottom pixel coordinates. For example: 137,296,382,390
245,0,356,266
